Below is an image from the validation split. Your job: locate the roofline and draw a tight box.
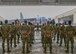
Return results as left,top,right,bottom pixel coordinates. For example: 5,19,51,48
55,8,76,19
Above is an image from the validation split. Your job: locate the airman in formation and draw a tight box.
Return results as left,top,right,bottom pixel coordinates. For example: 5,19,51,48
41,21,54,53
0,19,21,53
0,20,11,53
41,21,75,53
59,23,66,47
20,21,34,53
0,19,76,54
0,19,34,54
65,22,75,53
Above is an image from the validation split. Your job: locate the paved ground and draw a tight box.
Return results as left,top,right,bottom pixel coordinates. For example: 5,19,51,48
0,30,76,54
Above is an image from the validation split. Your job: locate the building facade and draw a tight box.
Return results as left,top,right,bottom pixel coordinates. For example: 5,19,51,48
54,8,76,26
0,0,76,5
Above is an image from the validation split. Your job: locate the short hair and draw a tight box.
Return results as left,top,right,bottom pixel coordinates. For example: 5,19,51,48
24,20,27,23
47,21,50,24
15,19,19,24
68,21,71,25
5,20,8,24
12,22,14,25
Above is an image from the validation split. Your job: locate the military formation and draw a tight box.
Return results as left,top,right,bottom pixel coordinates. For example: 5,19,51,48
41,21,76,53
0,19,34,54
21,21,34,53
0,19,76,54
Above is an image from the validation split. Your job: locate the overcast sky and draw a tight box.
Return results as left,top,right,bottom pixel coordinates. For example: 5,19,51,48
0,6,76,20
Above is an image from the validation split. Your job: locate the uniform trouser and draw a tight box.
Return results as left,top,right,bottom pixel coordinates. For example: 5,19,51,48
17,33,20,44
10,34,14,48
2,37,5,53
22,38,30,53
29,34,33,47
53,32,56,40
7,37,11,52
31,31,34,41
44,37,52,53
22,39,26,53
60,34,66,47
14,35,17,47
30,32,34,44
66,37,74,53
10,35,13,48
26,37,30,53
57,32,60,43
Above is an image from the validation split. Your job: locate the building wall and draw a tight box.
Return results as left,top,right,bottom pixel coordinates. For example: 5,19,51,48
56,8,76,18
54,8,76,25
73,13,76,25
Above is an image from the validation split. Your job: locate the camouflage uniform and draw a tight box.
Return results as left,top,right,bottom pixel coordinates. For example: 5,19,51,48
56,24,60,44
16,25,21,44
15,20,21,45
29,24,34,45
59,24,66,47
41,24,46,47
1,24,11,53
52,25,57,41
10,24,19,48
21,24,31,53
65,25,75,53
43,23,53,53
